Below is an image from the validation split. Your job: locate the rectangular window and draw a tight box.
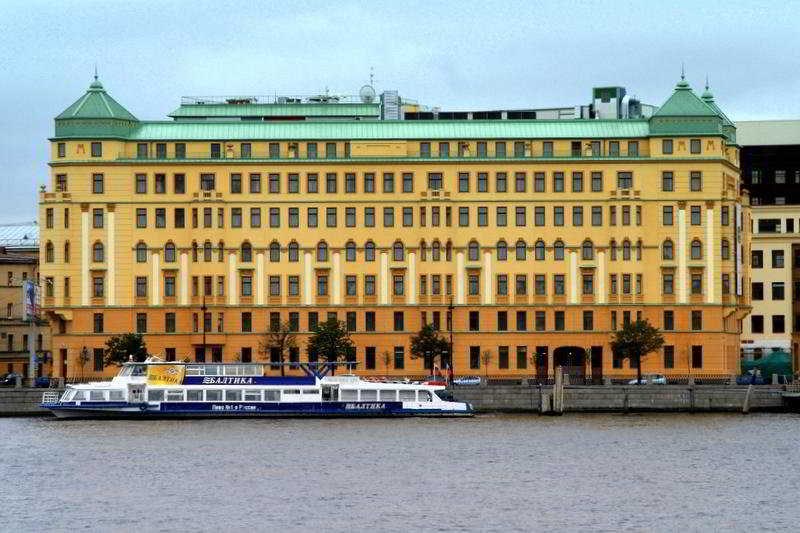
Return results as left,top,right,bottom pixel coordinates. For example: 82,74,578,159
617,172,633,190
515,172,526,192
516,346,527,369
628,141,639,157
175,143,186,159
690,139,701,154
662,171,674,192
326,173,337,193
572,172,583,192
496,207,507,227
554,206,564,226
663,206,674,226
287,173,299,193
326,207,337,227
469,346,481,370
402,172,413,193
662,139,673,154
591,206,602,226
90,142,102,157
240,142,251,159
582,311,594,331
572,206,583,226
495,142,507,158
534,207,545,226
364,173,375,193
591,172,603,192
496,172,507,192
690,171,702,192
307,173,318,193
554,311,565,331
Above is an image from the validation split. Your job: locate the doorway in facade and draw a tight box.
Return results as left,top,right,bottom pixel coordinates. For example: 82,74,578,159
553,346,585,381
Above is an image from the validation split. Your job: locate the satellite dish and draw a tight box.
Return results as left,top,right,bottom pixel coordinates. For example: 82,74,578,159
359,84,376,104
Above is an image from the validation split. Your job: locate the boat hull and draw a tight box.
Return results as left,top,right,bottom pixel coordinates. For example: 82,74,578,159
43,401,474,419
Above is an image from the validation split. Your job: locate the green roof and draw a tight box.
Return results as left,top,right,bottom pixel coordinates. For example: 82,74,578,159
168,103,381,119
120,119,651,141
56,79,138,121
652,78,718,118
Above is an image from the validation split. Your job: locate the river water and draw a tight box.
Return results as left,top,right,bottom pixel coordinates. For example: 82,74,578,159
2,413,799,532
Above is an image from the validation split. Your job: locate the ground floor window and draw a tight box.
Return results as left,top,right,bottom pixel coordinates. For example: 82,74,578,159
691,346,703,369
469,346,480,369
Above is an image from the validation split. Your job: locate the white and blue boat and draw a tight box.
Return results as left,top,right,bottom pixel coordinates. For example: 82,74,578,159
41,358,473,418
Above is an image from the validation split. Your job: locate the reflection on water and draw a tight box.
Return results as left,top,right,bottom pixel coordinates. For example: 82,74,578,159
2,413,800,531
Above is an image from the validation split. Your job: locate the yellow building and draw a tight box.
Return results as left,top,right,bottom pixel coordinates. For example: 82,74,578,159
40,76,749,379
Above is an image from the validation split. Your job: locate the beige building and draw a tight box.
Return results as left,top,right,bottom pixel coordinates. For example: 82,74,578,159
0,222,53,378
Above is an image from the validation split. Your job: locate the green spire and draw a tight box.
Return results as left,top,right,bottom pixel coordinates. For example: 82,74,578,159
54,76,138,139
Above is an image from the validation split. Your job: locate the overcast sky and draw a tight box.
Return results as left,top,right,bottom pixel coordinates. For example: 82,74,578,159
1,0,799,223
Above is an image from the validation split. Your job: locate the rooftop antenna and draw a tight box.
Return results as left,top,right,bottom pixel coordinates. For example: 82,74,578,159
369,66,374,87
94,63,98,81
705,74,709,91
680,62,685,81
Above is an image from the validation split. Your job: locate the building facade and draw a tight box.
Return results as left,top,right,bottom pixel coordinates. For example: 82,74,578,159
737,120,800,370
40,76,749,379
0,222,52,377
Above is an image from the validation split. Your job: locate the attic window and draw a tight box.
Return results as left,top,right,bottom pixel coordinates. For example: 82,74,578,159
90,142,102,157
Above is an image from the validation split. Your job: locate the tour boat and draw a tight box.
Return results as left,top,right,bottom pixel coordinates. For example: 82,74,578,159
40,358,473,418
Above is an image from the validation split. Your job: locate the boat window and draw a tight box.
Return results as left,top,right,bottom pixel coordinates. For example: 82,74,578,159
205,365,222,376
399,390,416,402
243,390,262,402
360,389,377,401
186,389,203,401
119,367,133,377
225,390,242,401
379,390,397,401
205,390,222,402
435,390,454,402
71,390,87,401
418,391,432,402
340,389,358,401
302,389,319,395
166,389,184,402
109,390,125,401
283,389,301,395
147,390,165,402
186,365,204,376
131,365,147,377
263,390,280,402
89,390,106,401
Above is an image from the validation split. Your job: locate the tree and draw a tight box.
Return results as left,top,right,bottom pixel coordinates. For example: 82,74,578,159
480,349,494,378
409,324,449,373
78,346,90,378
103,333,148,367
306,318,354,375
258,320,297,376
610,319,665,384
381,350,392,375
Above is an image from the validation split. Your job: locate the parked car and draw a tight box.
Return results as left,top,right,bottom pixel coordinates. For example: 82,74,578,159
0,372,22,387
628,374,667,385
453,375,482,386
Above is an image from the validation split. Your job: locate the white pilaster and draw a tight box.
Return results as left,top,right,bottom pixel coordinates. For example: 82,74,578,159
303,252,312,305
569,251,578,304
81,210,89,306
706,207,715,303
456,252,465,304
150,252,160,306
678,207,687,303
106,210,115,305
332,252,341,305
408,252,417,305
228,252,237,305
256,253,265,305
179,252,188,305
597,250,606,304
379,252,389,304
482,251,492,305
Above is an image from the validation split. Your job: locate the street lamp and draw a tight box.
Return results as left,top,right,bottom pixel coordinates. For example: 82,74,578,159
447,296,454,377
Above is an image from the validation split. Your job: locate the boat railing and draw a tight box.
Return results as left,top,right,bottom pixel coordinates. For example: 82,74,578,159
41,391,61,405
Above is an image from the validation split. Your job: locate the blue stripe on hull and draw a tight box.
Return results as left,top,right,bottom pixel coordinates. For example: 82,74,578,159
45,401,473,418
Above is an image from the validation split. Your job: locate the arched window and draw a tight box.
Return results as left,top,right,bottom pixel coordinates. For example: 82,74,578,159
581,240,593,260
93,242,104,262
365,241,376,262
135,242,148,263
515,239,526,261
203,241,212,262
468,240,479,261
431,240,441,261
270,241,281,262
553,240,565,261
345,241,356,262
610,239,617,261
497,240,508,261
288,241,299,262
662,239,673,260
636,239,642,261
393,241,405,262
534,240,545,261
691,239,702,260
317,241,328,262
164,242,176,263
241,242,252,262
445,241,452,261
420,240,428,262
45,241,54,263
217,241,224,262
622,239,631,261
63,241,70,263
721,239,730,260
191,241,198,262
